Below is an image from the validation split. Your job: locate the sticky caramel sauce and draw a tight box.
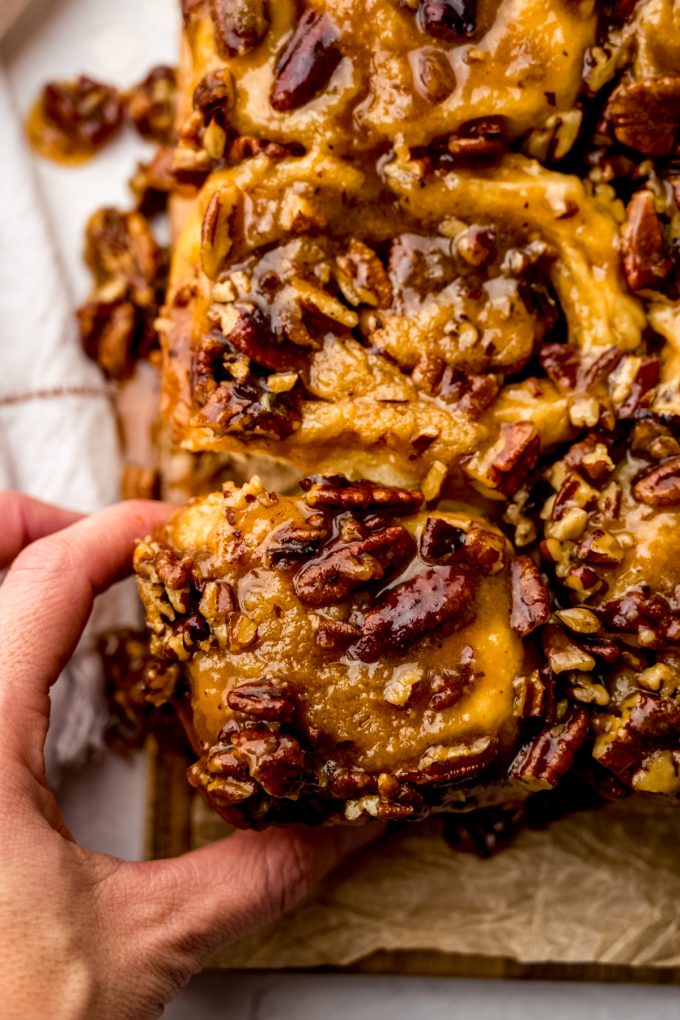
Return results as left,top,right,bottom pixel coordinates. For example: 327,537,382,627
164,487,523,773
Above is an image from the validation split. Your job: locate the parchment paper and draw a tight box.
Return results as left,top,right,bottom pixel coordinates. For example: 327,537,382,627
185,795,680,971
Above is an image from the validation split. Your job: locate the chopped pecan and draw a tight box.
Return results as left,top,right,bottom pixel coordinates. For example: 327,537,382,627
411,47,457,104
301,477,424,513
429,645,477,710
633,457,680,507
201,188,240,281
293,526,415,606
227,679,297,722
419,517,465,563
456,224,496,267
195,378,301,439
510,556,550,636
434,365,500,416
335,239,393,309
540,343,578,391
562,434,614,483
605,76,680,156
84,208,165,308
398,736,494,786
39,76,123,155
598,588,680,645
417,0,477,41
594,692,680,777
576,528,624,567
512,667,554,720
509,706,590,789
227,135,301,163
232,725,304,797
447,116,506,159
463,525,507,574
266,517,329,567
178,611,212,652
315,618,362,650
130,146,175,216
77,300,138,380
465,422,540,498
127,65,177,145
353,564,477,662
210,0,270,57
155,549,193,589
215,302,306,371
620,191,672,291
193,68,236,125
270,11,342,112
542,624,595,673
551,473,599,521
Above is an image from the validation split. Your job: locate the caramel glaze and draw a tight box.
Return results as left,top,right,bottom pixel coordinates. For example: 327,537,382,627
182,0,597,153
135,477,534,823
139,479,522,766
160,150,644,492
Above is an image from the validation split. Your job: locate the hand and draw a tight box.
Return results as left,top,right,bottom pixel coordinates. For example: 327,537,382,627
0,493,380,1020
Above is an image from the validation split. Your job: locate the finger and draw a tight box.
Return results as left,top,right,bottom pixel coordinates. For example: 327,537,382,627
0,499,172,772
0,491,82,569
102,822,385,995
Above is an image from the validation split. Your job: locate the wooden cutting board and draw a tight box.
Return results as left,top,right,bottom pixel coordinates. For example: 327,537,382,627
145,725,680,983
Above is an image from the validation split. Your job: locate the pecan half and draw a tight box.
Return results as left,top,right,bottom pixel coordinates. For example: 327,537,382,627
40,76,123,154
127,65,177,145
301,477,424,513
509,707,590,789
605,76,680,156
270,11,342,113
510,556,550,636
398,736,494,786
417,0,477,41
293,526,415,606
227,679,297,722
620,191,672,291
633,457,680,507
353,564,477,662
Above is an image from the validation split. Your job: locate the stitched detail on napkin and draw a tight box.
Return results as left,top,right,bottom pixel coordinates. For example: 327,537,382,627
0,385,112,406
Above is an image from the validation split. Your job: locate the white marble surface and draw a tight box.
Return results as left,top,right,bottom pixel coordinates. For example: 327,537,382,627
3,1,680,1016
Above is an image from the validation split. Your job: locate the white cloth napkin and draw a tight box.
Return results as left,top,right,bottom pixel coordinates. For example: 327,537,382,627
0,66,128,778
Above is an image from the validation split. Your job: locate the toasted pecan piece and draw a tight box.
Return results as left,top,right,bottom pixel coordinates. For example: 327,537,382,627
301,477,424,513
270,11,342,112
510,556,550,637
509,707,590,789
353,564,477,662
633,457,680,507
210,0,270,57
605,76,680,156
620,191,672,291
293,526,415,607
